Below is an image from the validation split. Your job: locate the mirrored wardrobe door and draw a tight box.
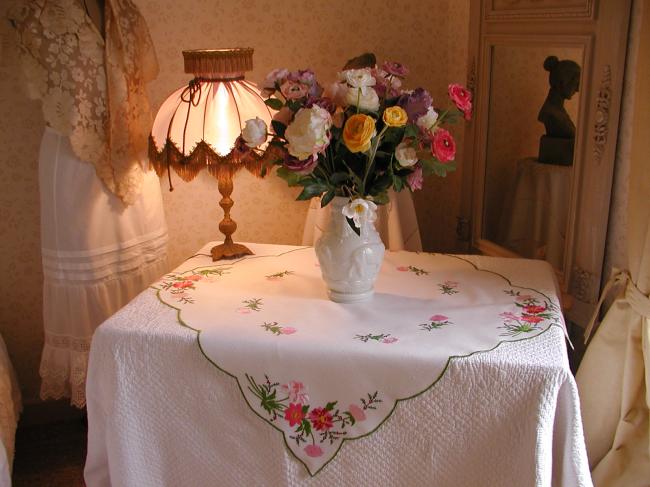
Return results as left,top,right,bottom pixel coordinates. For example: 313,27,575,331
461,0,632,326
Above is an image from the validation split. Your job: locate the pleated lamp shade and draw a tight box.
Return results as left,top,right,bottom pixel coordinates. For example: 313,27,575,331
148,48,274,260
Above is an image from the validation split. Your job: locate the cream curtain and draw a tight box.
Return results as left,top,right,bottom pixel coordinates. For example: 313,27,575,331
575,1,650,484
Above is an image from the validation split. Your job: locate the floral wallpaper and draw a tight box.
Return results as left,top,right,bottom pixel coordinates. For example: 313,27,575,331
0,0,469,403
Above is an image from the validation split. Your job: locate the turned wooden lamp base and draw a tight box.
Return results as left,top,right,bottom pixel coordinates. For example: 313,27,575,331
210,174,254,261
211,239,253,260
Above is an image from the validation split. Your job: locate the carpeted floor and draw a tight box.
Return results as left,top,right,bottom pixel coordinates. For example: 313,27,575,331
12,418,86,487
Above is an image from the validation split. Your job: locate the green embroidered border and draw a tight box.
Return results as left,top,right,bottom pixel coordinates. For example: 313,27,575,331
152,247,565,477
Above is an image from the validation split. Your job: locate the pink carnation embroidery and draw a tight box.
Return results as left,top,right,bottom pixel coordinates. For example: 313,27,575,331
429,314,448,322
382,337,398,344
348,404,366,422
304,444,324,458
281,327,297,335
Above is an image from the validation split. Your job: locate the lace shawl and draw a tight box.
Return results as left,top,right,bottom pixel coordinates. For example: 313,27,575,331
10,0,159,205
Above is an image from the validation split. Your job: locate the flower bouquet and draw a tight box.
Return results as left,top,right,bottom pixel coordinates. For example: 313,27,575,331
245,53,472,234
241,53,471,302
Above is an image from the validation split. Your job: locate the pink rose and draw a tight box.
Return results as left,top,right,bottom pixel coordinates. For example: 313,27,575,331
348,404,366,421
521,315,544,324
304,444,323,458
237,308,251,314
430,314,448,322
397,266,409,271
448,83,472,120
444,280,458,287
186,274,201,281
407,164,423,191
382,337,398,344
431,128,456,163
280,80,309,100
382,61,409,78
281,326,297,335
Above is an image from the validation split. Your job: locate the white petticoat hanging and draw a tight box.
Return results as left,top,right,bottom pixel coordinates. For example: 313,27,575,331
39,128,168,407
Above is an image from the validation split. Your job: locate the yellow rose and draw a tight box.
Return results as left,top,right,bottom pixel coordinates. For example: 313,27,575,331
343,114,376,153
382,106,408,127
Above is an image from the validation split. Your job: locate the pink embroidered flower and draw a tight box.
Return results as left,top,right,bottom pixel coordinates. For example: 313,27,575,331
172,280,194,289
407,164,423,191
281,381,309,404
382,337,398,344
281,326,297,335
521,314,544,324
448,83,472,120
304,444,324,458
348,404,366,421
237,308,252,314
284,402,305,427
499,311,519,321
515,294,534,302
308,407,334,431
397,266,409,272
429,314,448,322
444,280,458,287
523,305,546,315
186,275,202,281
431,128,456,163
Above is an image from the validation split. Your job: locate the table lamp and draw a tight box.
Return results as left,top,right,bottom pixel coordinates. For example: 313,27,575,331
149,48,274,260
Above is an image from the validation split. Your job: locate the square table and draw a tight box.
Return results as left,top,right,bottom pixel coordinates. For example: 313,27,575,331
84,243,592,487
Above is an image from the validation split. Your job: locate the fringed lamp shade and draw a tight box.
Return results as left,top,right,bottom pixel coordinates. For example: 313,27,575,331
149,48,274,260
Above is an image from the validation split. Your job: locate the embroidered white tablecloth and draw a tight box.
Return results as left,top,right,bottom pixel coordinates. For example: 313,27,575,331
84,242,592,487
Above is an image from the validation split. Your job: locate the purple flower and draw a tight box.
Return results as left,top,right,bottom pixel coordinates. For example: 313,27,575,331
284,155,318,175
398,88,433,122
382,61,409,78
305,96,337,114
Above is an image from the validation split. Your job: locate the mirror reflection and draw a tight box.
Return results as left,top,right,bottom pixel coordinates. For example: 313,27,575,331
482,45,583,271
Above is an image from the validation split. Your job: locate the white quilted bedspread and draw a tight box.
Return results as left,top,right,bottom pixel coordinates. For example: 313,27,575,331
84,244,592,487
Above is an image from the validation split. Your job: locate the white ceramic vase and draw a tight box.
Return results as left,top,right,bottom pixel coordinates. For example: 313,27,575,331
315,197,385,303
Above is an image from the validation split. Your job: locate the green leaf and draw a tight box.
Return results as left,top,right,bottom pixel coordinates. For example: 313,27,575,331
372,191,390,205
287,100,303,112
321,190,335,208
302,419,312,436
329,172,350,185
346,217,361,236
393,175,404,192
404,124,419,138
271,120,286,138
264,98,284,111
297,183,328,200
325,401,338,411
276,166,303,186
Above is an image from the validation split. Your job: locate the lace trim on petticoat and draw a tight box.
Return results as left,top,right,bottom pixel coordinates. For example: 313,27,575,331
40,333,91,408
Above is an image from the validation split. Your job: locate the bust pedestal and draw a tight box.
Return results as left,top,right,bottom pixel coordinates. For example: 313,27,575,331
538,135,574,165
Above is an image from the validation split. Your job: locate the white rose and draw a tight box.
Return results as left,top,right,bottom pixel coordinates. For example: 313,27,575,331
416,106,439,131
285,106,332,160
344,86,380,112
395,141,418,167
242,117,268,147
342,198,378,229
342,68,376,95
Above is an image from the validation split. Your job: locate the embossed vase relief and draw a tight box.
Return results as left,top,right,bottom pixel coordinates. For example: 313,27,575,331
315,197,385,303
